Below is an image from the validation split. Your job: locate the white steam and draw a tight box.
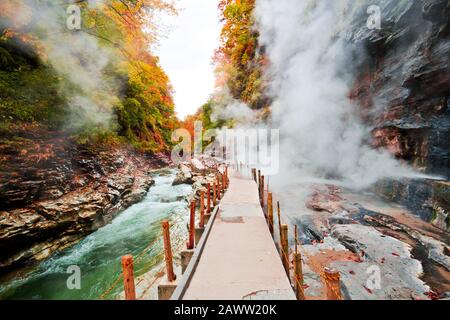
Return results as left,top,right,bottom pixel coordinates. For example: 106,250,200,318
254,0,421,189
211,87,259,124
5,0,118,128
212,100,255,123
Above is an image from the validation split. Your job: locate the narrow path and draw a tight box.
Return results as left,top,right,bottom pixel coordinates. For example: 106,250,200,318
182,170,296,300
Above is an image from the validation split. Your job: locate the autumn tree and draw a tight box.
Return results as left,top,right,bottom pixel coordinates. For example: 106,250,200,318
0,0,178,153
214,0,268,110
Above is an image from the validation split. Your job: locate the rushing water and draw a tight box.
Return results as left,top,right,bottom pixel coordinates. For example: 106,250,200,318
0,169,192,300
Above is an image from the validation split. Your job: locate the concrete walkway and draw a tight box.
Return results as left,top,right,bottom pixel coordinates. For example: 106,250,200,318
182,170,296,300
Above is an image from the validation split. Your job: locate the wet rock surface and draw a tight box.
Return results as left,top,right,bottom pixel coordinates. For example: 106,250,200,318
373,178,449,231
348,0,450,178
297,181,450,300
0,131,169,273
363,213,450,271
332,224,429,300
299,2,450,298
172,158,225,203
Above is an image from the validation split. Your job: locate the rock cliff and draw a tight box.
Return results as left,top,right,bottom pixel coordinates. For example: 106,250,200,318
349,0,450,177
0,126,169,273
346,0,449,229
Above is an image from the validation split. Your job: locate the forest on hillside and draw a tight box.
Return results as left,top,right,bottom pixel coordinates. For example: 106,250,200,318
0,0,181,276
0,0,178,152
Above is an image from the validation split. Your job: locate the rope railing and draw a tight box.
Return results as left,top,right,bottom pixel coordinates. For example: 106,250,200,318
99,164,229,301
248,164,343,301
263,209,307,300
99,272,123,300
135,234,188,299
280,247,308,298
99,230,165,300
98,212,191,300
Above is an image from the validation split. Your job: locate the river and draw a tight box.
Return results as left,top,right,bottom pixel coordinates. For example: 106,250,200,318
0,169,192,300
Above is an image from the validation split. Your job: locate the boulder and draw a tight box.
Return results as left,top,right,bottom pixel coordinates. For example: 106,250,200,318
330,224,430,300
172,163,194,186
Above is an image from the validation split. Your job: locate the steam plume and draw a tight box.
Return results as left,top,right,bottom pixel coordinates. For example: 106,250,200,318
254,0,422,189
3,0,118,128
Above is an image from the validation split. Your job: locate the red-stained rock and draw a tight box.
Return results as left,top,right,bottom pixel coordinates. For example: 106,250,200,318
306,185,346,213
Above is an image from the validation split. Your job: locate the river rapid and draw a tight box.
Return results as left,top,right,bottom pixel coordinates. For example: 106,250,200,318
0,169,191,300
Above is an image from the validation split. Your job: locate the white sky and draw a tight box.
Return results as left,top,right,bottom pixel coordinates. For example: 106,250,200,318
155,0,222,119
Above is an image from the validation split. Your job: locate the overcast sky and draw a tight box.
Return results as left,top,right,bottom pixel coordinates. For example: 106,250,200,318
155,0,222,119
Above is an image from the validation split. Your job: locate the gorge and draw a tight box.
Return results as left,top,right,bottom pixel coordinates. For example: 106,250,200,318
0,0,449,300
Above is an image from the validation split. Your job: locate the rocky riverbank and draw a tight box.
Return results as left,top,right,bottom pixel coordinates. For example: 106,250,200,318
0,127,171,274
283,180,450,300
172,159,225,202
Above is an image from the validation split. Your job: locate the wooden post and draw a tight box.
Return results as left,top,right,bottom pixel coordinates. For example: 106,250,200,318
213,182,217,206
224,167,228,188
121,255,136,300
257,170,261,201
217,176,221,200
162,220,176,282
258,170,261,198
258,175,261,198
277,201,282,242
267,192,274,235
280,224,289,275
293,252,305,300
260,175,265,208
323,267,342,300
293,225,304,300
207,183,211,213
187,200,195,249
199,191,205,229
221,173,225,194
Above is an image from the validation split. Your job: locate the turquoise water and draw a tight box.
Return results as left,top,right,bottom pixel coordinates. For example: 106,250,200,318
0,169,191,300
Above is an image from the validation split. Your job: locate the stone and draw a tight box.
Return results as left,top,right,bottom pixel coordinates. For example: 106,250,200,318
195,227,204,245
157,278,177,300
331,224,430,299
181,250,194,274
172,163,194,185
